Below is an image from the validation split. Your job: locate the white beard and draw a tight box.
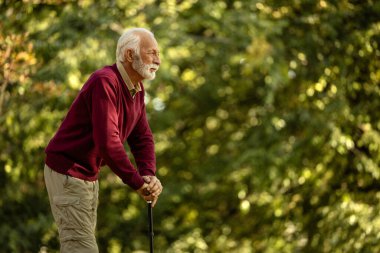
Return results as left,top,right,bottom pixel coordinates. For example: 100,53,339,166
132,54,159,80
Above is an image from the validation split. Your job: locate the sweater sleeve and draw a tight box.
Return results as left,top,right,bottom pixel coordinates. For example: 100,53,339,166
127,96,156,177
91,76,145,190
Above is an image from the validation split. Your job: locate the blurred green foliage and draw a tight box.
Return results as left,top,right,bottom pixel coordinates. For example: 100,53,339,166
1,0,379,252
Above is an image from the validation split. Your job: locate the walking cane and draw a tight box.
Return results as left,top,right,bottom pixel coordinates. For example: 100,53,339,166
147,200,154,253
144,189,154,253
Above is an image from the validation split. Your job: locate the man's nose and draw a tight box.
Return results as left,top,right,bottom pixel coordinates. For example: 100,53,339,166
153,55,161,66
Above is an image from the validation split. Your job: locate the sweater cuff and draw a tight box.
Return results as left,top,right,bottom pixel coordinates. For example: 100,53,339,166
139,167,156,177
124,172,145,190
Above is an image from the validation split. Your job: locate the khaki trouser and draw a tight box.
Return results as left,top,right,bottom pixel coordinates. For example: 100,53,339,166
44,165,99,253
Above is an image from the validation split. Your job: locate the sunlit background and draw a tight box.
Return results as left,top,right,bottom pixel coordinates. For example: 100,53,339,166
1,0,380,252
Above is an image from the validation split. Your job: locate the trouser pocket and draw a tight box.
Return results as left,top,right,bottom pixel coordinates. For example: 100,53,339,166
54,196,96,230
53,196,82,230
53,196,99,252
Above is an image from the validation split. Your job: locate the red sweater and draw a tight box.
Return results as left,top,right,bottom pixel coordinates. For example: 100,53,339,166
45,64,156,190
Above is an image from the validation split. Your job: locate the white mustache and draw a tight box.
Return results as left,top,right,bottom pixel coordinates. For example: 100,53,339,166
146,64,159,71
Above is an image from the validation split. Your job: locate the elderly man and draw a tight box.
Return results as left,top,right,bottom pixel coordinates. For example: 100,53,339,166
44,28,163,253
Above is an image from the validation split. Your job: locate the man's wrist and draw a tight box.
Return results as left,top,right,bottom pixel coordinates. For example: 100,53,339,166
139,167,156,177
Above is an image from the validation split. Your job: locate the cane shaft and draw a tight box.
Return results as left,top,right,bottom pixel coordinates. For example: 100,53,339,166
148,201,154,253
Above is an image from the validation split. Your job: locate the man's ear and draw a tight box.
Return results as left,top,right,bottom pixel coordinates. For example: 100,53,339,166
125,49,134,62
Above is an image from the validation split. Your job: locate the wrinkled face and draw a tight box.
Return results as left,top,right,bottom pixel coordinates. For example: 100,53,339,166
132,34,161,80
132,53,159,80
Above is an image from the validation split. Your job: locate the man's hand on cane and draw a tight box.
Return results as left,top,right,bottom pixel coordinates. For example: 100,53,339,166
138,176,163,207
137,183,155,202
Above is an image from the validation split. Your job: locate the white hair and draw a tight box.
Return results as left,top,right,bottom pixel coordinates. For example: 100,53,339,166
116,28,155,62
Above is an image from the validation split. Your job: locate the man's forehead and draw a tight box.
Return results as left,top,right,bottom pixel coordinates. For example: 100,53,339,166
138,32,159,49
